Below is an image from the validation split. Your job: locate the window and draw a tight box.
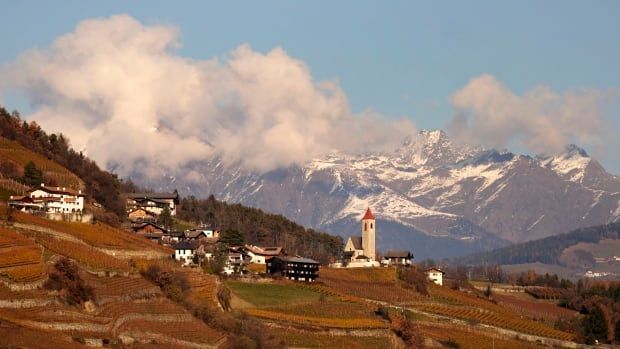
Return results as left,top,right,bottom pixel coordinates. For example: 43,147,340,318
364,223,367,231
370,223,373,229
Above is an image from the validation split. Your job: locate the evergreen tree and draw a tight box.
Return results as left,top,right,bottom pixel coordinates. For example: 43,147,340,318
22,160,43,186
158,205,173,229
582,305,608,344
219,229,244,246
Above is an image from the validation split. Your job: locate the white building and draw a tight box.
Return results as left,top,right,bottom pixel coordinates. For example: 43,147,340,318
173,241,197,266
244,245,284,264
341,208,380,267
9,184,85,214
125,192,179,216
425,267,445,286
223,251,251,275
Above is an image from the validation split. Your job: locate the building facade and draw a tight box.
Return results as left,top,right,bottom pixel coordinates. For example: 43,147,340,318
342,208,380,267
267,256,319,282
125,192,179,217
426,267,445,286
9,184,85,214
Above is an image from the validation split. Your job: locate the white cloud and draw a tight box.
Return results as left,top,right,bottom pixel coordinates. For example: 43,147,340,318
448,74,612,155
1,14,415,177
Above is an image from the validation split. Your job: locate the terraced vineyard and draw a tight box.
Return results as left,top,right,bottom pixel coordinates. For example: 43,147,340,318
0,282,225,348
229,280,388,329
0,323,86,349
81,274,161,301
413,284,575,341
419,323,542,349
28,232,130,272
247,307,387,329
267,326,394,349
0,227,45,282
493,292,578,324
319,267,426,304
14,211,172,254
178,269,219,308
0,137,83,189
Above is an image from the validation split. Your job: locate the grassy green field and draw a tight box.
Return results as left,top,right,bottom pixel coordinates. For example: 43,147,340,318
226,281,322,307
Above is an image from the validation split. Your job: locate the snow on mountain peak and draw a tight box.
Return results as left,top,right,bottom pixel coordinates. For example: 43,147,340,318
541,144,591,182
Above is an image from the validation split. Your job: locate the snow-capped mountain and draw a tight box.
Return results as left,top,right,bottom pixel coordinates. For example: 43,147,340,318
136,130,620,260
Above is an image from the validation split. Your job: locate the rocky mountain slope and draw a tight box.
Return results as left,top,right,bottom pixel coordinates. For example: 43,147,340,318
140,130,620,259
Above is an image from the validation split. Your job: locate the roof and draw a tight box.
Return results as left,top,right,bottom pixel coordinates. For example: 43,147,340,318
133,222,166,232
384,250,413,259
425,267,445,274
9,195,31,202
362,207,375,220
30,185,85,197
355,255,370,260
143,233,163,239
125,192,179,201
185,230,208,239
244,244,284,256
277,256,319,264
173,241,197,250
134,198,172,205
347,236,363,250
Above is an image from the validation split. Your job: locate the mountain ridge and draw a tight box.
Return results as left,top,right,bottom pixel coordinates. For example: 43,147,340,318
131,130,620,260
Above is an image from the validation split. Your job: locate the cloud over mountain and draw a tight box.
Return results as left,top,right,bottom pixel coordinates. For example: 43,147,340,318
1,14,415,177
448,74,612,155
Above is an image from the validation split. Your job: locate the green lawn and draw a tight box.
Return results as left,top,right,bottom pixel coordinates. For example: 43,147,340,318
226,281,321,307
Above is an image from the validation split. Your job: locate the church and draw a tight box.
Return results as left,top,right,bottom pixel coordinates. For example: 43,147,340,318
343,208,380,267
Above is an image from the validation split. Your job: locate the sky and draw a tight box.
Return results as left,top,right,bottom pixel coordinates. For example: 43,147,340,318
0,1,619,175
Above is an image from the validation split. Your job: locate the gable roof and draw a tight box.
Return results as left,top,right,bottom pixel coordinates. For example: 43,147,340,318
384,250,413,259
125,192,179,201
185,230,208,239
277,256,319,264
362,207,375,220
347,236,363,250
30,185,85,197
244,244,284,256
425,267,445,274
173,241,197,250
132,222,166,232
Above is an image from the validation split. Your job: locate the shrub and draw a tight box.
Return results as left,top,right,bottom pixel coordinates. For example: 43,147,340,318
142,264,189,303
398,267,429,296
44,258,94,305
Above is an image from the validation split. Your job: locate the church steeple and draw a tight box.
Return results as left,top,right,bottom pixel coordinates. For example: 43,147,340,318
361,207,376,261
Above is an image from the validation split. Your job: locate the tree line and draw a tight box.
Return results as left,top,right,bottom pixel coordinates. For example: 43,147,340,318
449,222,620,266
178,195,343,263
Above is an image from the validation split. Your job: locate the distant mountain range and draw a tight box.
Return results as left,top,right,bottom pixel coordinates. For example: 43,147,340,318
137,130,620,260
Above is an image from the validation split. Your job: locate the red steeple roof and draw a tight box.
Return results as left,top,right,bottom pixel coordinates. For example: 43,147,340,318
362,207,375,220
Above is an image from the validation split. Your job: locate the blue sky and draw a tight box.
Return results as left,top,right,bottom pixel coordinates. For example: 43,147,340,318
1,1,619,172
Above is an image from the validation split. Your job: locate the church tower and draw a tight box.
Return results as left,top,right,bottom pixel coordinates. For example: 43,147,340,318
361,208,376,261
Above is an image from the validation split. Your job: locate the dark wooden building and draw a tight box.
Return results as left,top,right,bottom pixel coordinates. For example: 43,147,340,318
381,250,414,266
267,256,319,282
